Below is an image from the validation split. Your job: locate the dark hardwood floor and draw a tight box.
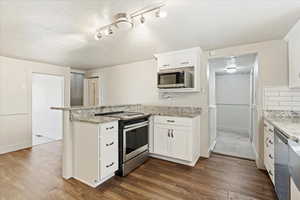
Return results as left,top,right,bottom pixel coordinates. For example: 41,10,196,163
0,141,277,200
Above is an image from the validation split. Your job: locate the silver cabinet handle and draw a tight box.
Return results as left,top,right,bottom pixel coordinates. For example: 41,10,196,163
269,154,273,159
106,142,114,147
269,140,273,145
171,129,174,138
106,162,114,168
162,64,170,67
268,128,274,133
167,129,170,137
265,138,269,147
268,170,273,176
180,61,189,65
167,120,175,123
106,126,114,130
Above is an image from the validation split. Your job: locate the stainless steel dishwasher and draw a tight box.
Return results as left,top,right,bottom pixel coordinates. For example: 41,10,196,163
275,128,290,200
289,138,300,194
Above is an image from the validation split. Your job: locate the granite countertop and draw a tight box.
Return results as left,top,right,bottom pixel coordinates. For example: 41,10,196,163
145,112,200,118
264,115,300,142
72,116,118,124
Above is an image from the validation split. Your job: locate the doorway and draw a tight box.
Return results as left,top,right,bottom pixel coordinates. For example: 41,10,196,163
208,53,257,160
32,73,64,146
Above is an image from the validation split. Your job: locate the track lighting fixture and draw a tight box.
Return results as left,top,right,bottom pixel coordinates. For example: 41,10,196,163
94,1,167,40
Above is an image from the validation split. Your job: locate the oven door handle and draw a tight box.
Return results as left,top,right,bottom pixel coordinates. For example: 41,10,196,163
124,121,149,131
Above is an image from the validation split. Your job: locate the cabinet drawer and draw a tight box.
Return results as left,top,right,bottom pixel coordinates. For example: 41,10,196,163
154,116,192,127
100,156,118,180
100,122,118,136
100,133,118,159
267,164,275,184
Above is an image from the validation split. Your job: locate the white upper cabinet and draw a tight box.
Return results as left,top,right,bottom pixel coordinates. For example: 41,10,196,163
155,47,201,70
157,54,174,70
285,20,300,88
154,47,202,92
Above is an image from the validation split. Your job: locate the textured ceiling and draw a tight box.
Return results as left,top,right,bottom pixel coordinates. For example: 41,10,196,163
0,0,300,69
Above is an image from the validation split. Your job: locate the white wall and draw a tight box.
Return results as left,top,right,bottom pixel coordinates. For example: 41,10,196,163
87,59,203,107
215,73,251,135
32,74,64,140
0,56,70,154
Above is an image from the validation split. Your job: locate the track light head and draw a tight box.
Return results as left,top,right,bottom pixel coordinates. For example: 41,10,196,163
155,9,167,18
94,31,102,40
108,27,113,35
140,15,145,24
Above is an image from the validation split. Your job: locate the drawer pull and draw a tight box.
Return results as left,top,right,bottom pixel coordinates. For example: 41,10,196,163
268,128,274,133
268,170,273,176
264,123,267,128
269,154,273,159
106,142,114,147
181,61,189,65
167,120,175,123
162,64,170,67
106,126,114,130
106,162,114,168
268,140,273,145
171,129,174,138
265,138,269,147
167,129,170,137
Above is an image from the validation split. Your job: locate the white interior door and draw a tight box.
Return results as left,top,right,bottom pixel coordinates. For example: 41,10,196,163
32,74,64,142
84,78,99,106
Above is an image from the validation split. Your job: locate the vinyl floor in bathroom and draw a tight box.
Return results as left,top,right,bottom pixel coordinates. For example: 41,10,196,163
213,131,256,160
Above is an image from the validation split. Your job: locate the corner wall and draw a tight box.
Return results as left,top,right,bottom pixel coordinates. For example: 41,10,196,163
0,56,70,154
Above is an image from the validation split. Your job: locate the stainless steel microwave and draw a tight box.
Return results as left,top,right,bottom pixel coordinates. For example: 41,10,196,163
157,70,193,89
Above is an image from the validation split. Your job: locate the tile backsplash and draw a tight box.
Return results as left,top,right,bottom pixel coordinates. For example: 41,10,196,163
264,87,300,111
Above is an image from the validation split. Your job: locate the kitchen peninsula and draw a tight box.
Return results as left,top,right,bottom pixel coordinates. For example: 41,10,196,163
52,104,203,187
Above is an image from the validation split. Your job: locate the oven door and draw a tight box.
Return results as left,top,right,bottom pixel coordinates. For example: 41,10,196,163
123,121,149,162
158,71,185,88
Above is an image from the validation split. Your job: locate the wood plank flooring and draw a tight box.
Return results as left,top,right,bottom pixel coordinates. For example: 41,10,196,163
0,141,277,200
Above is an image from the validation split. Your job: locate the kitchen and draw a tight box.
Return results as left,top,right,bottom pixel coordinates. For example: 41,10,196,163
1,1,300,200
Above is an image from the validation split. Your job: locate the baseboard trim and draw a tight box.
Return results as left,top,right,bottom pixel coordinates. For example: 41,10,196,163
209,140,216,152
251,141,263,169
0,141,32,155
218,127,250,136
149,153,201,167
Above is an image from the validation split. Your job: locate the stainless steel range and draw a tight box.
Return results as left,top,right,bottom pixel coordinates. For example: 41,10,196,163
95,111,150,176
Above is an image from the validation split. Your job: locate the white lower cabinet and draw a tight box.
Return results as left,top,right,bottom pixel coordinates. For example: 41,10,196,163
73,121,118,188
291,177,300,200
264,120,275,184
152,115,200,166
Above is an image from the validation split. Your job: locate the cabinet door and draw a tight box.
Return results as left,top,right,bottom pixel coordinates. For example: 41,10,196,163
289,34,300,88
175,52,197,68
157,55,174,70
169,128,191,161
154,125,170,157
